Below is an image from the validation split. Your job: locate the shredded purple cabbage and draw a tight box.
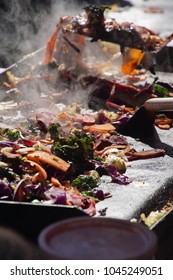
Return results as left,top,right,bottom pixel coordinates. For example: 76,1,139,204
0,141,18,148
54,193,67,205
105,164,131,185
94,189,105,200
112,113,132,126
93,160,103,168
0,180,13,200
23,183,45,200
93,160,131,185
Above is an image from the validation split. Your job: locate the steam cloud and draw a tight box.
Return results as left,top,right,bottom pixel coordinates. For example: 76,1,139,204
0,0,99,126
0,0,123,127
0,0,84,67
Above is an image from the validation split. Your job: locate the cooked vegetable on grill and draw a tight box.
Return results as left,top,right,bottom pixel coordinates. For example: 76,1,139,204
42,5,173,74
0,104,166,215
0,4,172,220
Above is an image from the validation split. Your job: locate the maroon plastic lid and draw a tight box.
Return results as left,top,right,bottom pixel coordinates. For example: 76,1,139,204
38,217,157,260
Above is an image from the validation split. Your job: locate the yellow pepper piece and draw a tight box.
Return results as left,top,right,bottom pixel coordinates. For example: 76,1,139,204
121,48,145,75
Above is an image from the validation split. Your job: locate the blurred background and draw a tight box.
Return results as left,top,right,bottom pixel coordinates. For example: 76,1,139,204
0,0,56,67
0,0,132,68
0,0,172,71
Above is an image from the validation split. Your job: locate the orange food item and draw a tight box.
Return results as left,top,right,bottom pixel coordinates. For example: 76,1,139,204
121,48,145,75
26,160,47,181
83,123,115,133
26,151,70,172
42,19,63,65
51,177,64,188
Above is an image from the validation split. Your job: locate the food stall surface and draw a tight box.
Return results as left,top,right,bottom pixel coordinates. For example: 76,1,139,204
0,0,173,259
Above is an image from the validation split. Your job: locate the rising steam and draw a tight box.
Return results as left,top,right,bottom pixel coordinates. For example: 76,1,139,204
0,1,99,126
0,0,83,67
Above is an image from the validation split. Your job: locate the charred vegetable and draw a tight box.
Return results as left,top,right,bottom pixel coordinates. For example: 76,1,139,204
42,4,173,74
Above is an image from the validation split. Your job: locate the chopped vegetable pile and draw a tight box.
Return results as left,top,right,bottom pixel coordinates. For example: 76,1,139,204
0,4,172,217
0,105,166,215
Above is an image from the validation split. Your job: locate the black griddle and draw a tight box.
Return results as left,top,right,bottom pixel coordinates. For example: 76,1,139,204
0,0,173,259
1,44,173,259
0,201,88,242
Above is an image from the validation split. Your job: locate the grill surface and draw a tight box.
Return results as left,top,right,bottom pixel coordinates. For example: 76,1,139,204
0,0,173,259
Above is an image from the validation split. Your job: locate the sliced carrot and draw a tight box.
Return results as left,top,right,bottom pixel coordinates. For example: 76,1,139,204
32,172,42,183
39,139,54,145
58,112,70,120
83,123,115,133
106,101,133,113
3,82,12,88
26,151,70,172
155,119,173,125
51,177,63,188
26,160,47,180
157,124,171,130
42,19,63,65
94,144,128,156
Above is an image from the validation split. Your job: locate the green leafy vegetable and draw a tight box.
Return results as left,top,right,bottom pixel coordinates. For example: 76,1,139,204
48,123,61,141
72,170,100,191
153,84,169,97
52,130,95,163
4,129,21,141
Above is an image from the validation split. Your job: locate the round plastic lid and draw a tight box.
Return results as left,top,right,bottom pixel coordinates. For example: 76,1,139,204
38,217,157,260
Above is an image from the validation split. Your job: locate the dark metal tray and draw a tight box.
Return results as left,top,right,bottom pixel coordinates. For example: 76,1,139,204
0,201,88,242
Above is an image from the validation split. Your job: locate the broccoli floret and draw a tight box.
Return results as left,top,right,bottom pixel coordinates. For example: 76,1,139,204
48,123,61,141
52,130,95,163
153,84,169,97
72,170,100,191
4,129,21,141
